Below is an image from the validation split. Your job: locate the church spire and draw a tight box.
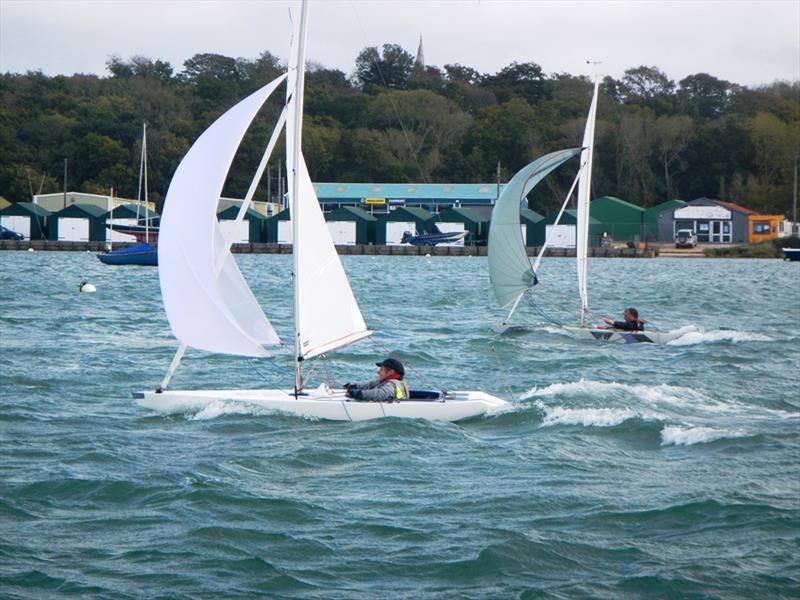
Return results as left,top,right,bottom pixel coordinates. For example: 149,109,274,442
414,35,425,70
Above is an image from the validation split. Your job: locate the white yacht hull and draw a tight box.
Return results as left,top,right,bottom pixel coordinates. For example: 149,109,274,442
134,386,509,422
562,326,695,345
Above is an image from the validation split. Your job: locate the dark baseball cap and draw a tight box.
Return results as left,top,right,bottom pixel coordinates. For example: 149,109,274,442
376,358,404,377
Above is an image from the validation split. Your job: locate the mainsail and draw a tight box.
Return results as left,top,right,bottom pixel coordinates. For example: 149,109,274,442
576,78,600,326
488,148,581,310
158,77,285,357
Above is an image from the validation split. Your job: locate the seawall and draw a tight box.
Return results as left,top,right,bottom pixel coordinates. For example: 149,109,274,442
0,239,656,258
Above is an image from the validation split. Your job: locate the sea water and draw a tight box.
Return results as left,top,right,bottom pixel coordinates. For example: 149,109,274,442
1,251,798,598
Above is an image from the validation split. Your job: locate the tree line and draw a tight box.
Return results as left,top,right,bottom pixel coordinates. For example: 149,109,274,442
1,44,797,216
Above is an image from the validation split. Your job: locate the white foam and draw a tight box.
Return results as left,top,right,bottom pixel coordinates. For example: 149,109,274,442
188,400,299,421
667,328,771,346
521,379,706,408
541,406,640,428
660,425,748,446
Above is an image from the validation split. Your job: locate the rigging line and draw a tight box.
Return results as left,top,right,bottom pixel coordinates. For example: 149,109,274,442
526,294,566,328
320,354,334,387
489,344,516,403
247,359,274,385
346,0,429,184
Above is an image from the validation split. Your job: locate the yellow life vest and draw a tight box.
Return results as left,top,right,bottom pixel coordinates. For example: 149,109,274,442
392,379,409,401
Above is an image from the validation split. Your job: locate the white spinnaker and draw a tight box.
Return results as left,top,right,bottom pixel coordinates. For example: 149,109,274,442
286,1,371,360
576,79,599,324
488,148,581,309
158,76,286,357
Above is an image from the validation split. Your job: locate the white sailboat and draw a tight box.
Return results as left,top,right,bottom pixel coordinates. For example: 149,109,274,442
489,77,689,344
135,1,508,421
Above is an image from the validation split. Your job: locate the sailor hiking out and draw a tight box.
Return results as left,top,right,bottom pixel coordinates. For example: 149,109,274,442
345,358,409,402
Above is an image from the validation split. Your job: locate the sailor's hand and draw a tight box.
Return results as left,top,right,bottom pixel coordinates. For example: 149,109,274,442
343,383,357,391
346,388,363,400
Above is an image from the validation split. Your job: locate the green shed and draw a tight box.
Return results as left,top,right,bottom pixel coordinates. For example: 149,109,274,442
325,206,377,245
105,204,159,242
520,208,545,247
590,196,645,242
265,210,292,244
376,207,435,245
644,199,686,239
0,202,51,240
436,207,489,245
531,209,603,248
48,204,108,241
217,206,267,242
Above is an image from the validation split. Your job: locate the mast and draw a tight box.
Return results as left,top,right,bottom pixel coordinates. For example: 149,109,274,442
137,122,149,244
109,187,114,251
576,74,599,327
143,123,149,244
291,0,310,393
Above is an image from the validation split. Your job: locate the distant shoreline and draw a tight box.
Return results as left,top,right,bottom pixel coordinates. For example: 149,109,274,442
0,239,665,258
4,239,794,258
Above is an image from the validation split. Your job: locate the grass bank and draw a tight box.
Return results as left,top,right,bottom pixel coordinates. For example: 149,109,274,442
704,237,800,258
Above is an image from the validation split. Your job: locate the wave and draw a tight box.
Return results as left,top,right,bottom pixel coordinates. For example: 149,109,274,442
660,425,750,446
521,379,707,408
540,405,644,428
667,328,772,346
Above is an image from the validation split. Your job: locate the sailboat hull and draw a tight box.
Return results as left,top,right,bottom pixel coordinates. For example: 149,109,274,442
562,326,695,345
134,387,509,422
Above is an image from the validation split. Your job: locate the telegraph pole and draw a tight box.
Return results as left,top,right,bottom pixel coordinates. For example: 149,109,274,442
793,154,798,236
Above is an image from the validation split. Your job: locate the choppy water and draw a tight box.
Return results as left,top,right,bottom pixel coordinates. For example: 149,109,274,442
1,251,798,599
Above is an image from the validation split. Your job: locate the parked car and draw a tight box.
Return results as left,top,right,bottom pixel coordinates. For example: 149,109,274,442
0,225,24,240
675,229,697,248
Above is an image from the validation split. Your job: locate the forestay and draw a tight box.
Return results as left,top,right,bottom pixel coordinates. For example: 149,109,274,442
158,77,286,357
488,148,581,309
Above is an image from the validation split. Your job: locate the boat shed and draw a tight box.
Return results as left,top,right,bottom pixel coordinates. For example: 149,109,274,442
656,197,752,243
375,207,436,245
0,202,51,240
324,206,377,245
217,206,267,243
437,207,490,245
519,208,545,247
264,210,292,244
105,204,159,242
48,204,108,241
313,182,503,214
531,209,603,248
644,199,685,239
590,196,645,242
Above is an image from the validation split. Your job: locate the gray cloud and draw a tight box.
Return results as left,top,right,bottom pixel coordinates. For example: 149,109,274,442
1,0,797,87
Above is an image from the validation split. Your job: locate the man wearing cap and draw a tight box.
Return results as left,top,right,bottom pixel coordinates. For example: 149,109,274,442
344,358,410,402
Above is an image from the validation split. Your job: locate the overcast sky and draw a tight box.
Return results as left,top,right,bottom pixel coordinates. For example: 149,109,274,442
1,0,798,88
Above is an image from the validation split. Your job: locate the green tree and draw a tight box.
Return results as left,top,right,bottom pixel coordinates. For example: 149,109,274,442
354,44,415,91
677,73,737,120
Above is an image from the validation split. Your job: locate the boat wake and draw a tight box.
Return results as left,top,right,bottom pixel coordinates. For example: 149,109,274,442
517,379,794,444
667,327,772,346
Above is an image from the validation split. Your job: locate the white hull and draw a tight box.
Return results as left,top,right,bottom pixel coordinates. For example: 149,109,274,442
562,326,696,345
134,385,509,422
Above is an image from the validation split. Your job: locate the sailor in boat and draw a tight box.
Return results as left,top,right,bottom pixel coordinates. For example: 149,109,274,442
344,358,410,402
601,307,646,331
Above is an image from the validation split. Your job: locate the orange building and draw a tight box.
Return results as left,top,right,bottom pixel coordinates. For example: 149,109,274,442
747,214,784,244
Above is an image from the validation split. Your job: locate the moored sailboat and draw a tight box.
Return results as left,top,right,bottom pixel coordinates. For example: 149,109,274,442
97,123,158,266
135,0,508,421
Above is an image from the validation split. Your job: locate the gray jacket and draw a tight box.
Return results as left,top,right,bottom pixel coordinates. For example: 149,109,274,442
356,378,410,402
